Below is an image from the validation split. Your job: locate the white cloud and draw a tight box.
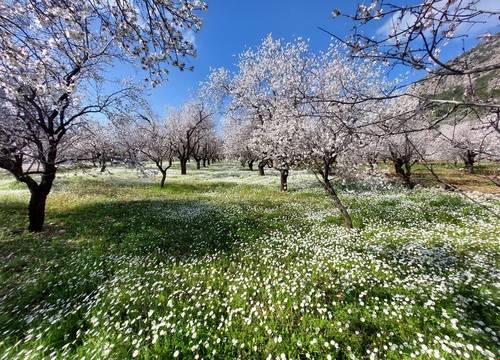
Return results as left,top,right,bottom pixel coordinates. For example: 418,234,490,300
376,10,416,37
376,0,500,39
463,0,500,34
182,29,197,48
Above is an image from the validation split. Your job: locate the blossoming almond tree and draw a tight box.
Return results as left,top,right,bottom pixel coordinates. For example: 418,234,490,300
216,37,325,224
295,45,391,227
0,0,206,231
194,128,222,169
132,113,175,188
73,121,122,172
204,134,224,165
372,96,436,188
167,101,214,175
437,120,500,173
210,36,391,227
223,116,262,171
208,36,313,191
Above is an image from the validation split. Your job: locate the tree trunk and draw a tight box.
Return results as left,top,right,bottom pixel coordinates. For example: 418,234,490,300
464,151,475,174
368,160,375,171
28,188,48,232
280,169,289,192
160,170,167,188
323,178,353,229
248,161,254,171
207,159,211,166
394,159,414,189
258,161,266,176
203,159,207,167
196,159,201,169
180,159,187,175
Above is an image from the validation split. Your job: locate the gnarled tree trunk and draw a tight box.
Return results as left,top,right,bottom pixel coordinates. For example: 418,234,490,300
99,157,107,172
248,160,254,171
160,169,167,188
316,159,353,229
323,178,353,229
180,158,188,175
258,160,266,176
463,150,476,174
28,188,49,232
280,168,289,192
394,158,415,189
25,168,55,232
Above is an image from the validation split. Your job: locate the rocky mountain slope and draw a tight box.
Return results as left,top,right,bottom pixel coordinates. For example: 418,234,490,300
422,35,500,102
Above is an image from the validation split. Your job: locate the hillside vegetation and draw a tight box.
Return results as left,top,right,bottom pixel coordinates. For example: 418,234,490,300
420,36,500,102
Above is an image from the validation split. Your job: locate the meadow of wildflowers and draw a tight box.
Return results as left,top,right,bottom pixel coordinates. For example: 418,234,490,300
0,163,498,359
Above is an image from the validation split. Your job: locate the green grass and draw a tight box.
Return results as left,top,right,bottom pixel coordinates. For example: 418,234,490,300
473,70,500,100
0,163,499,359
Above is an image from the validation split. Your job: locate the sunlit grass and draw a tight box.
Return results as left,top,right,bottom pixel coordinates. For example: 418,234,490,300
0,163,498,359
378,161,500,194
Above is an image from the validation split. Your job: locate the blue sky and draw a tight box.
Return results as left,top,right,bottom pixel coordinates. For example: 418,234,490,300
142,0,360,114
136,0,499,115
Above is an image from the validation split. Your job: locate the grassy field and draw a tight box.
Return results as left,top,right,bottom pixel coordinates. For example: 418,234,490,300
0,163,499,359
378,161,500,194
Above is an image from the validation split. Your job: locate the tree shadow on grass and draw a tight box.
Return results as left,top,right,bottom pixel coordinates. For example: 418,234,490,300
158,181,238,194
0,196,262,352
0,176,286,286
59,198,247,257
